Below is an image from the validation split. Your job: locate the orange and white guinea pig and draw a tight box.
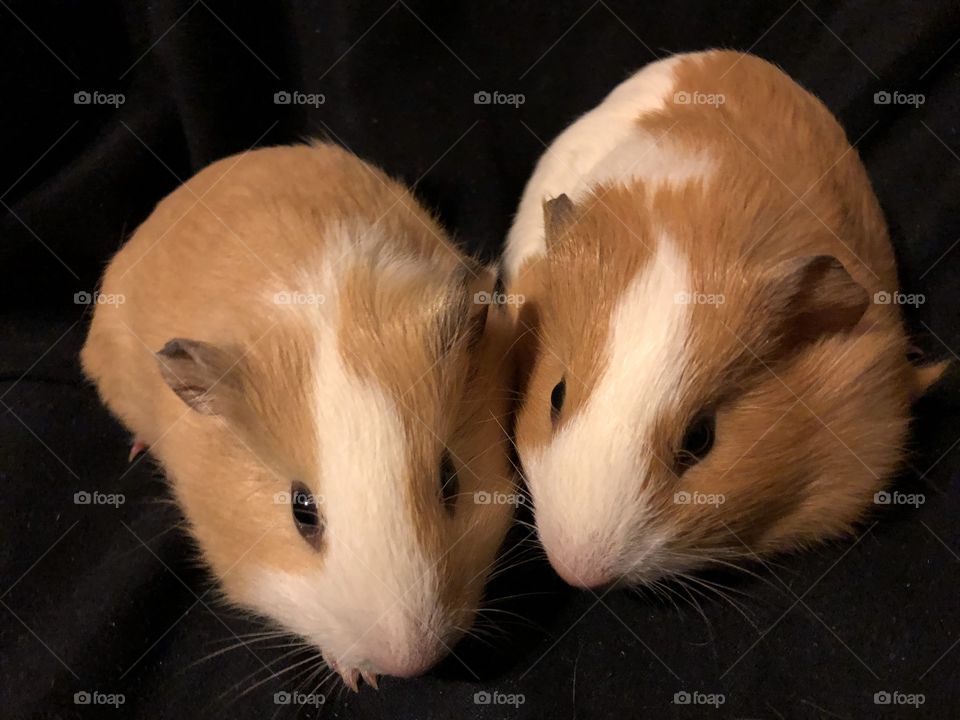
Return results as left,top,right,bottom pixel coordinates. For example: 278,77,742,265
81,142,518,689
503,50,945,589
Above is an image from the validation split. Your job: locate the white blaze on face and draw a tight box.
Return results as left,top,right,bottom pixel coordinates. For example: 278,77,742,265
525,236,693,584
246,237,444,676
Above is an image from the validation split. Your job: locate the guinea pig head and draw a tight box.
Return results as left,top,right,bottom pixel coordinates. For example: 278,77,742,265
513,190,919,590
155,257,516,688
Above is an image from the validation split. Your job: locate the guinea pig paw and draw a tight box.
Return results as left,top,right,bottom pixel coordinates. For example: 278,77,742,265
360,669,379,690
128,439,148,462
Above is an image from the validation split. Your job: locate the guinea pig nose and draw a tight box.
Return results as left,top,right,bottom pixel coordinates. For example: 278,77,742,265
546,549,614,589
367,650,442,679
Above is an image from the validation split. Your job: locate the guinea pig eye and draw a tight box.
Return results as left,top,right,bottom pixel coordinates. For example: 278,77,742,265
676,411,716,472
290,481,324,545
550,378,566,423
439,450,459,514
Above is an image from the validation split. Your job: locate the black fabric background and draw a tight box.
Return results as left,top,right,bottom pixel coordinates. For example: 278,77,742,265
2,1,959,718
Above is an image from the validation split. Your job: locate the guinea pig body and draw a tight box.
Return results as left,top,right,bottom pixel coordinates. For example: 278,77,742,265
82,142,517,687
505,50,942,589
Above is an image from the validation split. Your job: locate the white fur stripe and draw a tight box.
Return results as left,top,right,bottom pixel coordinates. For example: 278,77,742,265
525,234,691,576
246,223,439,673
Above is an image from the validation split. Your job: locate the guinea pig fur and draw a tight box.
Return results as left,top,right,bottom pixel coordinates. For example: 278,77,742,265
504,50,946,590
81,142,518,689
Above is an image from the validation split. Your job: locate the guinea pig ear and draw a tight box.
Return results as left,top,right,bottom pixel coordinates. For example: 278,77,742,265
155,338,243,415
542,194,577,251
761,255,869,348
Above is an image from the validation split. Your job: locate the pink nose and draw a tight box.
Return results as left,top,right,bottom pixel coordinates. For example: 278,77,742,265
546,548,613,589
375,657,434,679
368,647,444,679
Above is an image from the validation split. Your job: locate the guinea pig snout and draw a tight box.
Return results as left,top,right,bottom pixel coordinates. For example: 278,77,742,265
541,540,615,589
354,625,451,679
365,646,444,679
339,603,458,680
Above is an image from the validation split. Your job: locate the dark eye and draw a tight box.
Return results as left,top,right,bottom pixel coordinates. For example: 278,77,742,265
291,481,324,545
550,378,566,422
439,451,459,513
676,411,716,472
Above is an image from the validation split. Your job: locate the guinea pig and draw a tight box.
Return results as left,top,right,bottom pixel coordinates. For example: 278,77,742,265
81,142,518,689
503,50,945,589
